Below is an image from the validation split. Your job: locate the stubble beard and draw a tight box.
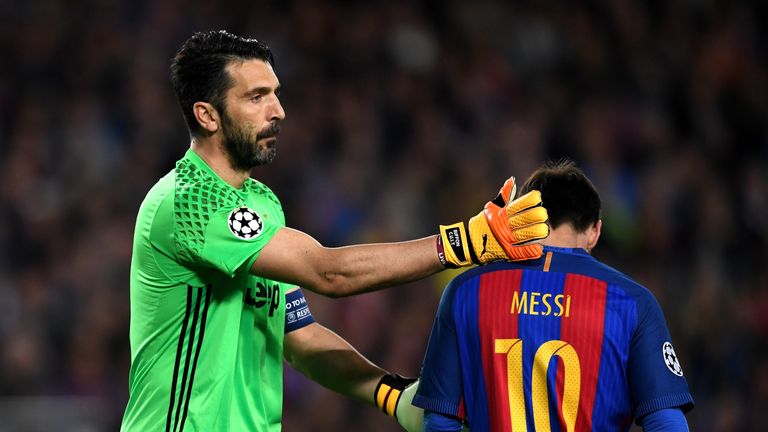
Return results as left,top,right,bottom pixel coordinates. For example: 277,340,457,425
221,112,280,171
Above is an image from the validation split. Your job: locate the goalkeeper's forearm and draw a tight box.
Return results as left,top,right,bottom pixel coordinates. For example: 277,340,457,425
284,322,386,405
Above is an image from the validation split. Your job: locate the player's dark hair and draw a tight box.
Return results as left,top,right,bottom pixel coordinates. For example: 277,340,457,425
170,30,275,137
519,159,601,232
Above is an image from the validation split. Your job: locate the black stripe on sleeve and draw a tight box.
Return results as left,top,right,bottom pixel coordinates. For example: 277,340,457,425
178,285,212,432
173,286,203,432
166,286,193,432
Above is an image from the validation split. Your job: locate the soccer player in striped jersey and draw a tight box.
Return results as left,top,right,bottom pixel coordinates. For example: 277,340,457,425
413,160,694,431
121,30,549,431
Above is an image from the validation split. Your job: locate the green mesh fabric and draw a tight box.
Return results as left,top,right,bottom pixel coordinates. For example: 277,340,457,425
174,158,244,264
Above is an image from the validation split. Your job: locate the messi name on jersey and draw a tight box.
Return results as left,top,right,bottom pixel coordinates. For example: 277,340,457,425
510,290,571,317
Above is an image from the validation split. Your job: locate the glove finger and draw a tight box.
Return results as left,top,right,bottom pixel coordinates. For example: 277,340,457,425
506,190,543,215
488,176,516,209
510,221,550,245
508,206,548,230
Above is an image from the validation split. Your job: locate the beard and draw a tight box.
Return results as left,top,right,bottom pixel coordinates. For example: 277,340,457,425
221,112,280,171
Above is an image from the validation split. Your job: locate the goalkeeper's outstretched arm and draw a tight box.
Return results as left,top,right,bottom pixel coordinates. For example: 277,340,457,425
253,177,549,298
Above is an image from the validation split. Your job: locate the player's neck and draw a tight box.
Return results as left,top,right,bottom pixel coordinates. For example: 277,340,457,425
542,226,592,250
190,138,251,189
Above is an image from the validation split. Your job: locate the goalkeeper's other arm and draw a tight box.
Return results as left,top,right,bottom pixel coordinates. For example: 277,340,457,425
284,321,386,404
284,321,426,430
438,176,549,267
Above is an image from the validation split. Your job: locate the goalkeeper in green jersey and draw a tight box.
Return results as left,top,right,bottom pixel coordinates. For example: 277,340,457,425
121,30,549,432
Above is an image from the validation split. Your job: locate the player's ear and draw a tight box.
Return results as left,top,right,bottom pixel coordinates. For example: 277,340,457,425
586,220,601,251
193,102,220,133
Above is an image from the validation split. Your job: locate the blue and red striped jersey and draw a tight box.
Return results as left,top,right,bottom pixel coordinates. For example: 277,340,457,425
414,246,693,431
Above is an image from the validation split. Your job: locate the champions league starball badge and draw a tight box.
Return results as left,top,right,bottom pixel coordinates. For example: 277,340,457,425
662,342,684,377
228,207,263,240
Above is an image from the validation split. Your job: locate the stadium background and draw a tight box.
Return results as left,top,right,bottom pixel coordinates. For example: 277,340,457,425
1,0,766,430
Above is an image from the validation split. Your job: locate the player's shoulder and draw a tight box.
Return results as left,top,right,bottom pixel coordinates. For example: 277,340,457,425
244,178,283,208
573,252,661,309
590,257,651,295
132,170,179,260
444,266,480,292
175,155,242,208
246,177,278,197
442,262,515,299
450,255,544,284
137,170,176,222
530,247,641,291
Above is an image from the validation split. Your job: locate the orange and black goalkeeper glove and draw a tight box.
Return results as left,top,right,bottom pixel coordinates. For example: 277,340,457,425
438,176,549,267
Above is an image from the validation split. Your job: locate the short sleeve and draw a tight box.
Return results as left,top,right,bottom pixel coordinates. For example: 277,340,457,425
424,410,464,432
413,281,465,418
628,291,694,419
197,205,280,276
173,158,281,277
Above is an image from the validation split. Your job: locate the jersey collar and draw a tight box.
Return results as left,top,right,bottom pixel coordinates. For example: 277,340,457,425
183,148,257,193
542,245,593,258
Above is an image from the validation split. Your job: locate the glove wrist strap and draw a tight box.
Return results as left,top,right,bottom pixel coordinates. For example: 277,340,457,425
375,374,413,418
438,223,476,267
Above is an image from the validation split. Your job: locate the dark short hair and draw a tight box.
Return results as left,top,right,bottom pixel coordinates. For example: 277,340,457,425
170,30,274,137
519,159,601,232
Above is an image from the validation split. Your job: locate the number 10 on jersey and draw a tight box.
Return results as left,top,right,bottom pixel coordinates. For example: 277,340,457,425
495,338,581,432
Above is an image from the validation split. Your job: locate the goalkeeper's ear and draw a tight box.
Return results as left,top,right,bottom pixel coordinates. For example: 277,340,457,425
192,101,221,133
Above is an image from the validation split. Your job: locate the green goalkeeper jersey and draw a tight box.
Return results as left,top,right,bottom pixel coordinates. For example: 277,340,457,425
122,149,292,431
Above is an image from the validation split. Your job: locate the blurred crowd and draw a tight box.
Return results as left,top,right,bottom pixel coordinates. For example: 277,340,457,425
1,0,767,430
